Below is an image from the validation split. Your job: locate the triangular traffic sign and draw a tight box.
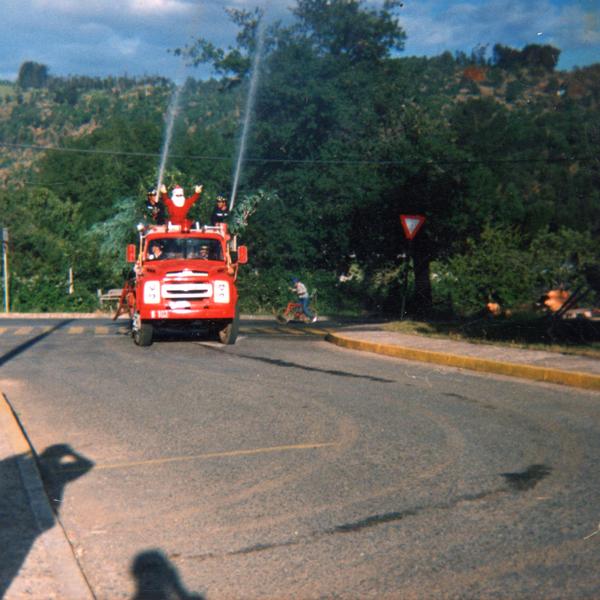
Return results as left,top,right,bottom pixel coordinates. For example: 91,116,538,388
400,214,426,240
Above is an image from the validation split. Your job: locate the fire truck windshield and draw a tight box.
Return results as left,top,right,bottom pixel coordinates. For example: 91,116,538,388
146,238,223,261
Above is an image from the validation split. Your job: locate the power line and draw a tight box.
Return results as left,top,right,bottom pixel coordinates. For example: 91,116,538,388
0,141,595,167
1,141,238,162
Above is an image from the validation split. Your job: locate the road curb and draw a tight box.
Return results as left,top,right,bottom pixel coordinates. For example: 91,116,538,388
0,393,94,599
325,333,600,392
0,313,109,319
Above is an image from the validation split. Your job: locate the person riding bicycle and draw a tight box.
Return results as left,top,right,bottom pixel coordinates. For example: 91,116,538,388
290,277,316,323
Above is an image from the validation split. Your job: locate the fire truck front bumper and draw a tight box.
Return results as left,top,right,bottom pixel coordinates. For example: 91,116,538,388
140,303,236,321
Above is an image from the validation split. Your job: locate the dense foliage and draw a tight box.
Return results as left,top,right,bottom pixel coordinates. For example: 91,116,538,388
1,0,599,316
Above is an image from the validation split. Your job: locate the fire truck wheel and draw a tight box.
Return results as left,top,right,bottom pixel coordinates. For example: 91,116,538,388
218,308,240,345
132,315,153,347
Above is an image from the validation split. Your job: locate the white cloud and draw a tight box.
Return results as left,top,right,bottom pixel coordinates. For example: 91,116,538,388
129,0,195,16
31,0,195,17
108,34,142,57
559,5,600,46
31,0,108,15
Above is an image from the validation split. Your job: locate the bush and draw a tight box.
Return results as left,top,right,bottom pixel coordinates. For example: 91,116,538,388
432,226,535,316
432,225,600,316
10,274,98,312
236,268,363,315
529,228,598,294
236,267,289,314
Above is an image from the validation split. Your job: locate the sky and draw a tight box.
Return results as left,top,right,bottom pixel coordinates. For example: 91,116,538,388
0,0,598,82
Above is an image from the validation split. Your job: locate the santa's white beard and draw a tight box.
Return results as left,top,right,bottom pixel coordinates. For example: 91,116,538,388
172,196,185,207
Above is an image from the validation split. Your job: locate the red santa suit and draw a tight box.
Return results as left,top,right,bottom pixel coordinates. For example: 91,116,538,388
161,186,201,226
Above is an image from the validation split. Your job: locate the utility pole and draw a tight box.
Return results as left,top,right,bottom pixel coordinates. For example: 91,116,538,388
1,227,9,313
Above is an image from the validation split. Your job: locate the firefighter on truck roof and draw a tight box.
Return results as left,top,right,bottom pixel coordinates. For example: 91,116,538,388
211,195,230,226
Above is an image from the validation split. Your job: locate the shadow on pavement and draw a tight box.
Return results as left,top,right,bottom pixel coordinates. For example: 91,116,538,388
131,550,205,600
0,444,94,598
0,319,74,368
219,350,394,383
37,444,95,512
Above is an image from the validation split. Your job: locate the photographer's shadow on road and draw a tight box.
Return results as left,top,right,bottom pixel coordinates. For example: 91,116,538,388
131,550,205,600
0,444,94,598
37,443,95,512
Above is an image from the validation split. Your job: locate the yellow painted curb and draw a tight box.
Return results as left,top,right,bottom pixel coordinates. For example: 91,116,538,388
325,334,600,392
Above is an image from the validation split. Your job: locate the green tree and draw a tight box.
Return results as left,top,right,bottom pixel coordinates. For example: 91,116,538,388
180,0,407,282
0,187,101,311
35,115,164,224
17,61,49,89
492,44,560,72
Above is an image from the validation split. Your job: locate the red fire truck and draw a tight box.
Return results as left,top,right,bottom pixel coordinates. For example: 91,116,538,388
115,221,247,346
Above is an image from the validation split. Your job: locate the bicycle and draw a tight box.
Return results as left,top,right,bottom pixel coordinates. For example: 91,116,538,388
277,291,318,324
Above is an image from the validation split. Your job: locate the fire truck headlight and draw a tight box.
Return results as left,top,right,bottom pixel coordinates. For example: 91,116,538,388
213,280,230,304
143,280,161,304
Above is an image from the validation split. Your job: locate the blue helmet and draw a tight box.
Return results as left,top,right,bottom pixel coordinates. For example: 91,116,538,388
291,277,299,284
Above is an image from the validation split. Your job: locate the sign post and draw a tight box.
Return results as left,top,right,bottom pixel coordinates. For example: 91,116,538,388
1,227,9,313
399,251,410,321
399,215,426,320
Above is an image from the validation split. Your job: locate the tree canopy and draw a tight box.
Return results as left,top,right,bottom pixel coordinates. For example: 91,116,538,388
17,61,49,89
1,3,599,315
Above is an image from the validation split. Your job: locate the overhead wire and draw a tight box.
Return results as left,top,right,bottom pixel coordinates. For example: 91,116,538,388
0,140,595,167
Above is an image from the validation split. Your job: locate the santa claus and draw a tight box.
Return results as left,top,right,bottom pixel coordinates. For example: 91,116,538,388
160,184,203,227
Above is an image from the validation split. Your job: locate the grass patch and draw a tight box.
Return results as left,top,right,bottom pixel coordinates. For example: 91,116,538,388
0,82,14,99
384,314,600,359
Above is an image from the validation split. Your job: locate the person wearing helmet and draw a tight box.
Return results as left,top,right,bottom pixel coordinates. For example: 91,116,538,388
210,195,230,226
290,277,316,322
146,188,166,225
160,184,203,227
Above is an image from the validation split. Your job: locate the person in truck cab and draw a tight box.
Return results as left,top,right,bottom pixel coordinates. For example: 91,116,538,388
211,195,229,226
160,184,203,226
148,242,164,260
198,244,210,260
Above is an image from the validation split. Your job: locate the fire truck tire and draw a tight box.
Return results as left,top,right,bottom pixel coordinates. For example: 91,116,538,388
218,308,240,345
133,318,153,346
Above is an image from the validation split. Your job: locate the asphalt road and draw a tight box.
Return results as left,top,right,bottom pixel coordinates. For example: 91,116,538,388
1,318,599,599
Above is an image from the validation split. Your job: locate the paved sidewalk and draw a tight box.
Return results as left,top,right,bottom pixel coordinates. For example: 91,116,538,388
0,394,93,600
326,323,600,391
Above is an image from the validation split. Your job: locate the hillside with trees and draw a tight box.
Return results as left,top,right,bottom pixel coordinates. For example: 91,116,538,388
0,0,598,317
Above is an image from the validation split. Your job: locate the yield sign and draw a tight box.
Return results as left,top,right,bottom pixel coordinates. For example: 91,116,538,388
400,214,426,240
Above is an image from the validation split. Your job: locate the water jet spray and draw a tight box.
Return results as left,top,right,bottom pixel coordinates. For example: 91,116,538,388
155,84,183,199
229,17,266,213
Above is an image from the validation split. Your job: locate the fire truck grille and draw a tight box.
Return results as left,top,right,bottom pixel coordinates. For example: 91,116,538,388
165,270,208,278
162,283,212,299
